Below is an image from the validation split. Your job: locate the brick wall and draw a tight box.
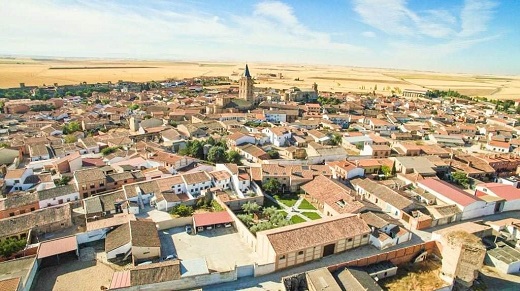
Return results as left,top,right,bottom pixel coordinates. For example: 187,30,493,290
327,241,439,272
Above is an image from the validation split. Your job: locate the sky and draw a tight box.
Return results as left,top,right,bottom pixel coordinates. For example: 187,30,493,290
1,0,519,75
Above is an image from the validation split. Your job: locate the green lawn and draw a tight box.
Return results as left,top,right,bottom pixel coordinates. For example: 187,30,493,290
290,215,306,224
274,195,299,207
279,211,288,218
298,199,316,210
302,212,321,220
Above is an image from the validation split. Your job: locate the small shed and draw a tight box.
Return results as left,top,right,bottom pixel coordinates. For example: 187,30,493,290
192,211,233,234
37,236,78,266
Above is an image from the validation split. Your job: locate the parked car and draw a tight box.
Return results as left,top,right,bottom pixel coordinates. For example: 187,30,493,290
185,225,192,234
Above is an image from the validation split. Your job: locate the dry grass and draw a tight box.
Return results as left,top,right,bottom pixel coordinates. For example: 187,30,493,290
379,260,447,291
0,58,519,100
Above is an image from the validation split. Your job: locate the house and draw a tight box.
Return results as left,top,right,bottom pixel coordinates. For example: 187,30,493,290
73,168,107,198
392,142,421,156
256,214,370,270
105,220,161,263
237,144,270,163
37,185,79,208
83,190,126,220
78,137,100,154
4,168,35,193
486,140,511,153
361,144,391,158
0,192,39,219
417,178,496,220
351,178,415,219
475,183,520,212
262,127,292,147
28,144,50,161
226,132,255,149
327,160,365,181
485,244,520,274
0,203,72,241
360,212,411,250
181,171,213,197
301,175,369,216
391,156,441,177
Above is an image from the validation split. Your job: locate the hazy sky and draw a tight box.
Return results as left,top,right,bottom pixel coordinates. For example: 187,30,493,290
1,0,519,75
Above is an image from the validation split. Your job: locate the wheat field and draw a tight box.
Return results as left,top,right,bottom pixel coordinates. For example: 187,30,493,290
0,58,519,99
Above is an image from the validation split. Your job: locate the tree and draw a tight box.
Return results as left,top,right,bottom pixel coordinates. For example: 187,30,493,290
242,201,260,214
168,120,178,127
237,214,254,227
0,142,9,148
63,134,77,144
262,206,278,219
226,150,241,164
381,165,392,177
54,176,72,186
63,121,81,134
207,146,226,163
0,237,26,258
129,104,139,111
331,133,342,146
267,150,280,159
452,171,469,188
170,204,194,217
101,146,119,156
263,179,281,194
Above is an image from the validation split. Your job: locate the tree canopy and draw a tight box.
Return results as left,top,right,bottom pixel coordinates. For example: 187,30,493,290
263,179,281,194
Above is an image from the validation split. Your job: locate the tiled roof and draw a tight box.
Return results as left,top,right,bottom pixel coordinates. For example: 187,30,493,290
130,260,181,286
38,185,77,201
351,178,414,210
105,222,131,252
181,171,211,185
260,214,370,254
130,220,161,248
301,175,365,214
0,204,71,239
74,168,106,184
418,178,480,207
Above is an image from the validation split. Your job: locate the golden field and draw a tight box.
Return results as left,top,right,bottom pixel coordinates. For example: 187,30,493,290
1,58,519,99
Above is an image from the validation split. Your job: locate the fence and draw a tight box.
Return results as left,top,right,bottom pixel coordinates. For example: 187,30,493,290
156,216,193,231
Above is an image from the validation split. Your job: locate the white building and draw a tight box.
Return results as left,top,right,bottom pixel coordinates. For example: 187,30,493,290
38,185,80,208
418,178,496,220
475,183,520,212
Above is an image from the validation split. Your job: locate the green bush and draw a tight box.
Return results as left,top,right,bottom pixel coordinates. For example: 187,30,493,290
0,237,26,258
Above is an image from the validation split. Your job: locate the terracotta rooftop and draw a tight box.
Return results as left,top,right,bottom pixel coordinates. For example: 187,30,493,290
260,214,370,255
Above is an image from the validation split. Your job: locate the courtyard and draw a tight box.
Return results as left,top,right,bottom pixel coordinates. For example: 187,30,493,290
159,226,258,272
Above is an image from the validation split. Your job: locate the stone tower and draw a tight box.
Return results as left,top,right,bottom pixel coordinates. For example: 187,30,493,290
440,231,486,288
239,64,254,102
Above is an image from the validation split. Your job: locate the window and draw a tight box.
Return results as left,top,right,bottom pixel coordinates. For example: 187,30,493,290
9,213,14,217
298,251,304,256
67,198,71,202
14,180,19,184
279,255,285,260
347,238,353,242
30,208,35,211
99,183,104,187
363,234,368,238
90,185,95,189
